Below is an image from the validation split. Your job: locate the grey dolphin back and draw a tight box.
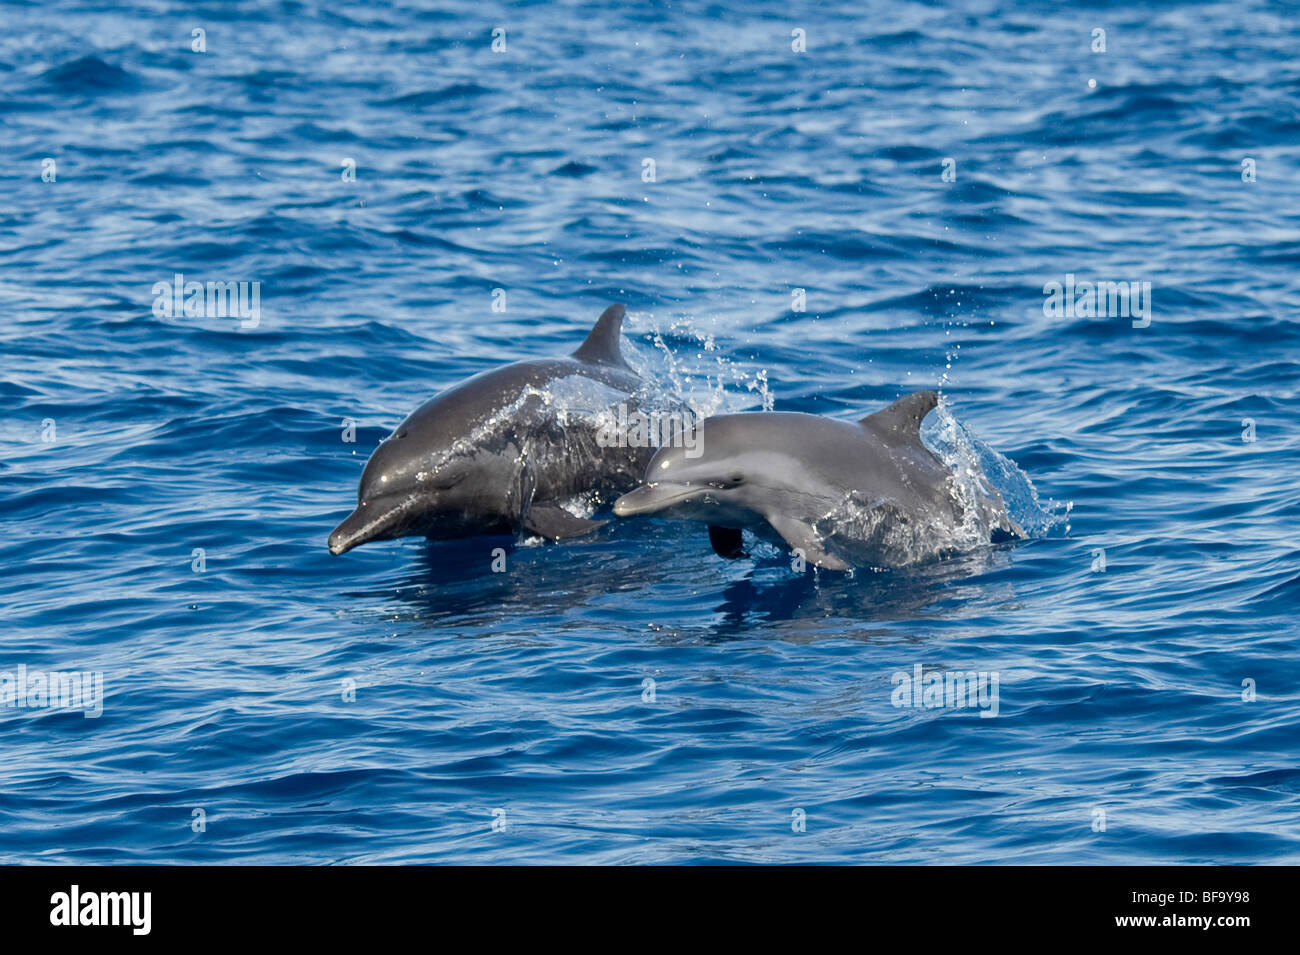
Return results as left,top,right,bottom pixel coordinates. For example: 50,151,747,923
571,303,632,369
859,390,938,446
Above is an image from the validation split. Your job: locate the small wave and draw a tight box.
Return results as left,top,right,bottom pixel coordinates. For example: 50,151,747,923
550,161,598,178
373,83,490,108
35,55,140,95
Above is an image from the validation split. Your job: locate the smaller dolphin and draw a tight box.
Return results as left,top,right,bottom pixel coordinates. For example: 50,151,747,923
329,304,653,555
612,391,1024,570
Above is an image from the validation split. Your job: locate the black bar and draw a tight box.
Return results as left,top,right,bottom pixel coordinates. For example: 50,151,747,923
0,865,1283,942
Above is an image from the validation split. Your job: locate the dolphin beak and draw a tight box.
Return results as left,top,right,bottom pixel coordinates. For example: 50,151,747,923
328,497,415,555
328,507,370,555
612,483,704,518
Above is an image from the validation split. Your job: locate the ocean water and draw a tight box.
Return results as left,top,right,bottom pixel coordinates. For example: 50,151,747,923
2,0,1298,864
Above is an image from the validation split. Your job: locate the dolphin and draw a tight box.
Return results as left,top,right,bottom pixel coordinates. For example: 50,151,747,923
612,391,1025,570
329,303,653,555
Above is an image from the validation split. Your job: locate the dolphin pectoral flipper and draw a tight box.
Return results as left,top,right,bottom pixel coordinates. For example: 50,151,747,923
707,526,747,559
765,515,851,571
523,504,607,540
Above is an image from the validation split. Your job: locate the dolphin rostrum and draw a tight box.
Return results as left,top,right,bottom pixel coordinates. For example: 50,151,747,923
329,303,653,555
612,391,1025,570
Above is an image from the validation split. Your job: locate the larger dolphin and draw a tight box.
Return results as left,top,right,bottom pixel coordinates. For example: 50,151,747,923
329,304,651,555
612,391,1024,570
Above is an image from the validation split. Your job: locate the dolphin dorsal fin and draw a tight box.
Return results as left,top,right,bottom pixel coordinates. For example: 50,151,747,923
572,303,630,367
860,390,938,442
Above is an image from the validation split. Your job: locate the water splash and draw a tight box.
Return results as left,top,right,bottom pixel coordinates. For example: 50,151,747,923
815,492,979,568
924,399,1069,538
622,310,774,418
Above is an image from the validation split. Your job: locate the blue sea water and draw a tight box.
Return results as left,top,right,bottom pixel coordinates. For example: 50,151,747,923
1,0,1298,864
